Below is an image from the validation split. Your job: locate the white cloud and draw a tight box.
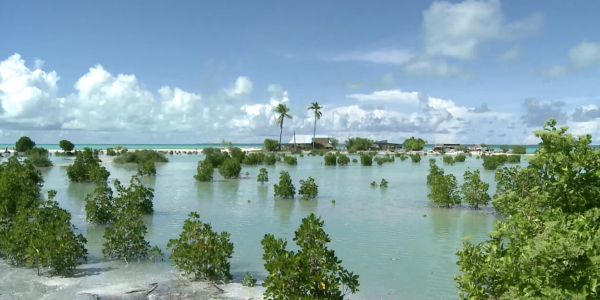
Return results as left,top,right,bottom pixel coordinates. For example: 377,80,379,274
325,50,414,65
568,42,600,70
541,42,600,78
422,0,542,60
402,56,472,79
33,58,45,70
498,46,519,62
224,76,253,98
346,90,420,104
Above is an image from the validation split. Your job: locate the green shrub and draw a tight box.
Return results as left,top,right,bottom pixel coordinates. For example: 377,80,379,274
67,148,110,183
352,158,358,163
298,176,318,199
169,150,174,155
403,136,427,151
507,155,521,163
228,147,246,163
113,150,168,164
242,272,257,287
284,156,298,166
410,154,421,162
59,140,75,152
243,152,266,165
15,136,36,153
380,178,388,187
85,183,115,224
106,148,117,156
274,171,295,198
374,157,384,165
257,168,268,184
324,153,337,166
427,159,444,185
461,170,490,208
290,148,303,155
264,139,279,152
337,154,350,165
137,160,156,176
194,160,214,182
25,152,53,167
455,154,466,162
428,173,461,207
511,145,527,154
360,153,373,166
482,155,507,170
371,181,377,187
202,148,229,167
443,156,455,165
168,212,233,281
1,191,87,276
218,158,242,179
25,147,48,156
399,154,408,161
346,137,373,152
264,153,277,165
0,157,44,220
499,145,510,153
261,214,359,299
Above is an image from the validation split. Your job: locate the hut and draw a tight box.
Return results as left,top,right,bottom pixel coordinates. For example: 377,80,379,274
286,134,333,149
433,144,461,151
372,140,403,151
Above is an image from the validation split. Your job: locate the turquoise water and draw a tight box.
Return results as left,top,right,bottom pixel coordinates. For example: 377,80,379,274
0,154,527,299
0,143,541,153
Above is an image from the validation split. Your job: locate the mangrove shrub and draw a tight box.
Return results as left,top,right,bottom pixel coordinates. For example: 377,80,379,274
218,158,242,179
360,153,373,166
257,168,268,184
337,154,350,165
194,160,214,182
299,176,318,199
460,170,490,208
66,148,110,183
274,171,295,198
15,136,36,153
403,136,427,151
428,173,461,207
264,139,279,152
324,153,337,166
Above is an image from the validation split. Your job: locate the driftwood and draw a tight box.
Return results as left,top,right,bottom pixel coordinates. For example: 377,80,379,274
124,283,158,295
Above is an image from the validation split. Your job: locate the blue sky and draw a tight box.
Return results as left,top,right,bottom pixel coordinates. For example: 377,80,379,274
1,0,599,144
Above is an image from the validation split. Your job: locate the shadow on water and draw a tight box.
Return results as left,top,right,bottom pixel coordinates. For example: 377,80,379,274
72,266,118,278
428,206,461,242
217,179,241,202
139,175,157,189
298,197,318,216
257,184,269,208
195,181,214,203
66,182,98,209
273,198,295,228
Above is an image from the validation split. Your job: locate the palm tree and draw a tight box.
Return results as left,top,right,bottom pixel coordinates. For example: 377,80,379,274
307,102,323,149
274,104,292,151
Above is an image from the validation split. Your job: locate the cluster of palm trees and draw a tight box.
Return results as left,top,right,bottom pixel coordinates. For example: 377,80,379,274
273,102,323,151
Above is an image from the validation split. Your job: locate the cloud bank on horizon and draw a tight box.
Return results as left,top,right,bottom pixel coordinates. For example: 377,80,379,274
1,0,599,145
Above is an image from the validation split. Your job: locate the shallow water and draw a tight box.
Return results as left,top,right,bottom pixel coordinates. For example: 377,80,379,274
0,154,527,300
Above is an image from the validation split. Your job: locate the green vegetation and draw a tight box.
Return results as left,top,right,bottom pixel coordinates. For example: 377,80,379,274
25,147,53,167
284,155,298,166
374,155,395,166
454,154,466,162
113,149,168,164
482,154,508,170
257,168,268,184
371,181,377,187
274,171,295,198
85,183,115,224
202,148,229,167
243,152,266,165
511,145,527,154
352,158,358,163
86,177,154,225
410,154,421,162
380,178,388,187
242,272,257,287
228,147,246,163
264,153,277,165
506,154,521,163
456,145,469,152
264,139,279,152
456,118,600,299
59,140,75,152
137,160,156,176
261,214,360,299
346,137,374,152
403,136,427,151
194,160,214,182
337,154,350,165
274,104,293,151
360,153,373,166
106,148,118,156
460,170,490,209
330,137,339,149
218,158,242,179
67,148,110,183
428,173,461,207
168,212,233,282
442,156,455,165
15,136,36,153
299,176,318,199
324,153,337,166
427,159,444,185
499,145,509,153
308,102,323,149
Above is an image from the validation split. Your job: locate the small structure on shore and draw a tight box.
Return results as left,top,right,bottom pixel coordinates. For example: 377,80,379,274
286,134,333,149
372,140,403,151
433,144,461,151
469,144,483,151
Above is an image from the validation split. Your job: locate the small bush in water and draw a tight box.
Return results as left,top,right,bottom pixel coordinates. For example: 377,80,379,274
299,176,318,199
257,168,269,184
274,171,295,198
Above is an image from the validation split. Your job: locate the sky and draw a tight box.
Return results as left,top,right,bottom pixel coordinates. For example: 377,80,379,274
1,0,600,145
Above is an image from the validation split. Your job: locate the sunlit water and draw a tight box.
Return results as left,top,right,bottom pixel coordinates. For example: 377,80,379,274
0,154,527,300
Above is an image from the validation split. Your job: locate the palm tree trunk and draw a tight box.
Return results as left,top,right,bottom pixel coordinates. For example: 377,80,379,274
312,115,317,150
279,119,284,151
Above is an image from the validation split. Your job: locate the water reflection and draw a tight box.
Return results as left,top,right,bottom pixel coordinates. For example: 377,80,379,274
273,198,295,228
195,181,214,202
298,198,318,216
66,182,97,208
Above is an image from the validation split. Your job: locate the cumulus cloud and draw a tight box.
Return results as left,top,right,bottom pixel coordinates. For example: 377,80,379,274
401,56,472,79
346,90,420,104
571,105,600,122
521,98,566,127
469,104,490,113
422,0,542,60
498,46,519,62
541,42,600,78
